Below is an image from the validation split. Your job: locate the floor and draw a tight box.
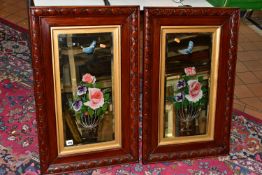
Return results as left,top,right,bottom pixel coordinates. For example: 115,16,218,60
234,19,262,120
0,0,28,29
246,10,262,29
0,0,262,120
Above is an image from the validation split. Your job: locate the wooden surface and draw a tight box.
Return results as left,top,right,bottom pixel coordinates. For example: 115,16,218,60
29,6,140,174
142,7,240,163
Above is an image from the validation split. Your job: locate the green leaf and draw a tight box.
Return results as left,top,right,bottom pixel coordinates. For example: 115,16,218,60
87,84,94,88
175,89,182,93
175,102,182,110
103,88,111,93
201,81,208,86
198,76,204,82
82,96,87,102
86,94,89,101
97,108,103,116
95,82,102,88
185,86,189,94
104,93,110,101
183,100,189,106
202,98,208,105
174,90,180,94
80,107,85,113
88,108,94,117
202,88,208,93
102,103,108,111
184,76,190,81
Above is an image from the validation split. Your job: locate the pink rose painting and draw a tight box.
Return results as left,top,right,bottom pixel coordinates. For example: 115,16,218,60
173,67,206,105
184,67,196,76
84,88,104,110
172,67,208,136
72,73,110,130
82,73,96,84
185,80,203,103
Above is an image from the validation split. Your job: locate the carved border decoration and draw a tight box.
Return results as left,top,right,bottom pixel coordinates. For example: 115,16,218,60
142,7,240,163
29,6,139,174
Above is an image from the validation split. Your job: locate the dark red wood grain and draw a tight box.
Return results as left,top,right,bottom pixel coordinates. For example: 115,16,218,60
142,7,240,163
29,6,140,174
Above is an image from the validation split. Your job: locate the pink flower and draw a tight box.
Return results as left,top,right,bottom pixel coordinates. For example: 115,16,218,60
185,80,203,102
184,67,196,76
84,88,104,110
82,73,96,84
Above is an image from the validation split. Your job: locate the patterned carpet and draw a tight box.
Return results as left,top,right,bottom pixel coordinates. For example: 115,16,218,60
0,20,261,175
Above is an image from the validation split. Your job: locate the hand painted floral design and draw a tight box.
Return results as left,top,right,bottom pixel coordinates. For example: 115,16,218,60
168,67,209,135
71,73,110,124
82,73,96,84
184,67,196,76
76,85,87,96
72,100,82,112
175,92,185,102
176,79,186,89
84,88,104,110
185,80,203,103
172,67,207,109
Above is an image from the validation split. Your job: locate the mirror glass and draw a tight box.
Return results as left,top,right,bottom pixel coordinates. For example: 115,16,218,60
164,32,212,138
52,27,121,153
59,32,115,146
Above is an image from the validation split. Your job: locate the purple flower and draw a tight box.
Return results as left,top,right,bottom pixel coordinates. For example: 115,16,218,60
77,85,87,96
176,80,186,89
175,92,185,102
72,100,82,111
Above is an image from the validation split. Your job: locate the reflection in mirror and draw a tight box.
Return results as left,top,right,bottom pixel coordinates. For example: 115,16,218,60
163,32,212,138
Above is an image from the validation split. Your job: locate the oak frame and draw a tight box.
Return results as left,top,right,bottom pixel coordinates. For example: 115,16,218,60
29,6,139,174
142,7,239,163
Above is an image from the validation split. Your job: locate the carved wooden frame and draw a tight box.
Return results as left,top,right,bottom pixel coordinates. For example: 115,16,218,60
142,7,239,163
29,6,139,174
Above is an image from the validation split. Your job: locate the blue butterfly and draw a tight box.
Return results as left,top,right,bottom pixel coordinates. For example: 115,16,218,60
178,40,194,55
82,40,96,54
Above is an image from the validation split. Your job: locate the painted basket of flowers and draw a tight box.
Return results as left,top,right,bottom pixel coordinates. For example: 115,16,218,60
71,73,110,143
170,67,208,136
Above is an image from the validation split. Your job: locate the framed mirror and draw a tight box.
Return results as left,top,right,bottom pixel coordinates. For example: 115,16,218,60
29,6,139,174
143,7,239,163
